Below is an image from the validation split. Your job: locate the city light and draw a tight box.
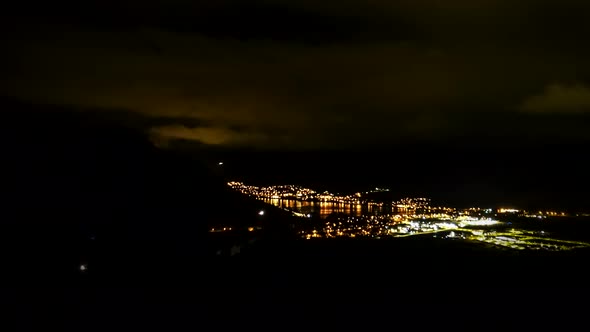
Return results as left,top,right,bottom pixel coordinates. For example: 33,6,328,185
458,218,500,227
226,181,589,251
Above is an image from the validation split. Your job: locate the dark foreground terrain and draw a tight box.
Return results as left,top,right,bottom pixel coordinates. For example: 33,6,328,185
1,100,588,330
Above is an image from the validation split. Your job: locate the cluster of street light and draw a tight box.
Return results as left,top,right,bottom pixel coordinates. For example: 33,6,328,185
297,215,589,251
227,181,589,251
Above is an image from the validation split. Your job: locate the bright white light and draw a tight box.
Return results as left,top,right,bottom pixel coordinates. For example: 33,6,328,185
499,208,519,213
459,219,500,226
258,210,265,216
439,222,459,229
80,264,88,272
218,162,224,165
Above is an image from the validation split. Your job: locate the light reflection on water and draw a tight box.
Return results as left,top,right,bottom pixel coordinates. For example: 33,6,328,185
263,198,405,218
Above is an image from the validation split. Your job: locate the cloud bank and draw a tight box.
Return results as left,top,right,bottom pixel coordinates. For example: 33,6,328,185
1,1,589,147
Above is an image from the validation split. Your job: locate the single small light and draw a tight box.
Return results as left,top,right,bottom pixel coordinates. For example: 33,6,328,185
80,264,88,272
218,162,224,165
258,210,265,216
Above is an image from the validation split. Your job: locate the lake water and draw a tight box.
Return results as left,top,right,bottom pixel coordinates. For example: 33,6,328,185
262,198,408,218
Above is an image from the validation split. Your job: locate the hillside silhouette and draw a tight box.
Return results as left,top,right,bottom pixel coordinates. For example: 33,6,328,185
0,99,295,282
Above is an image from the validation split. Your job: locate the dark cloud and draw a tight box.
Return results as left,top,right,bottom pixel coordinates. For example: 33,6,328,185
150,125,271,147
1,0,590,148
521,84,590,113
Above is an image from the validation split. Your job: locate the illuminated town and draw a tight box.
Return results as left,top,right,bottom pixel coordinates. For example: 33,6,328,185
226,181,590,252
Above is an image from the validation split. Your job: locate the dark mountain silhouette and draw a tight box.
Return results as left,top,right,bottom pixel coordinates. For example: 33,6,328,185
0,98,296,282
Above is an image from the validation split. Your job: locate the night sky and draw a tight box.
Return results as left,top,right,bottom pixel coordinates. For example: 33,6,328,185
2,0,590,149
3,3,590,320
